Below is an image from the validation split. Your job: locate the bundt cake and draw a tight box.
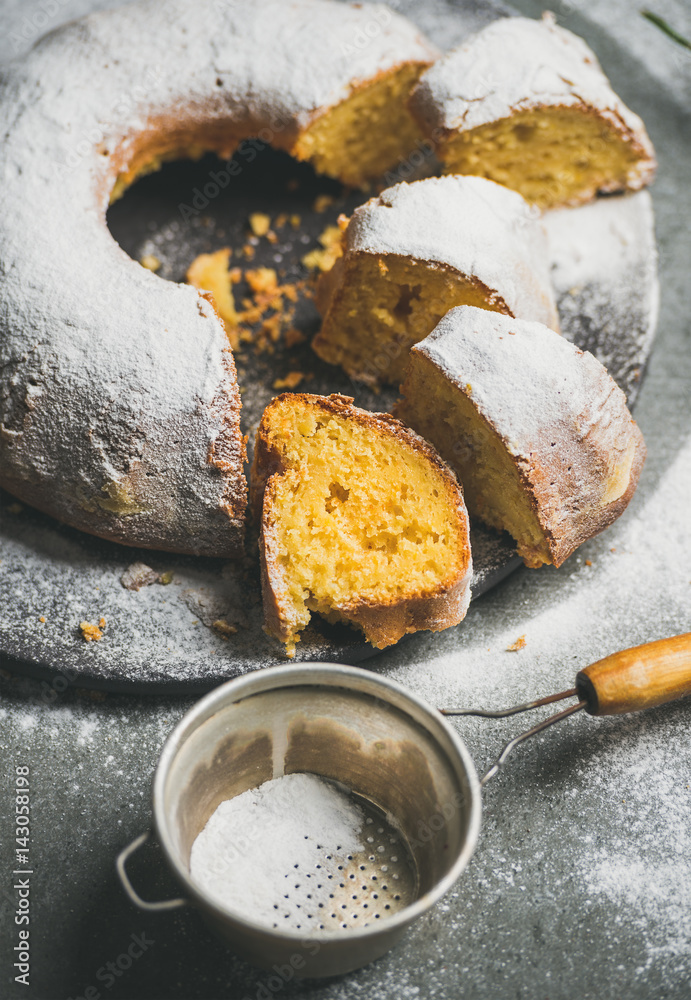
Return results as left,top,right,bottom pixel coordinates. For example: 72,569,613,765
409,13,657,210
250,393,473,654
312,175,559,386
396,306,646,569
0,0,436,557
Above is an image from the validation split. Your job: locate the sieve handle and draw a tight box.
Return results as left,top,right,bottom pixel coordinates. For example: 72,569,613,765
116,830,187,912
576,633,691,716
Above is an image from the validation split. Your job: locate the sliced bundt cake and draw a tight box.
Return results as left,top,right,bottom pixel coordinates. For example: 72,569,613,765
312,175,558,386
396,307,646,568
409,14,656,210
251,393,473,654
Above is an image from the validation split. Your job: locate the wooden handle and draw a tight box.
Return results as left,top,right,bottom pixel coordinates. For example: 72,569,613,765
576,633,691,716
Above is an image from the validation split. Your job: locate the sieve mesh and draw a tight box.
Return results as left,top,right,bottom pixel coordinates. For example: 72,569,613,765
269,796,417,932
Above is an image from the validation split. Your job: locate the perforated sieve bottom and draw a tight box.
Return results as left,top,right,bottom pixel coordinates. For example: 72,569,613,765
269,794,417,933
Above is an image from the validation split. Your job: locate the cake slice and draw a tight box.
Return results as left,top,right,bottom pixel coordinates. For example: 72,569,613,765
409,14,656,210
396,307,646,568
312,175,558,386
251,393,472,654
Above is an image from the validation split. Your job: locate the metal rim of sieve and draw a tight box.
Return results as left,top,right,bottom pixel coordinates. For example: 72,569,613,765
145,663,482,968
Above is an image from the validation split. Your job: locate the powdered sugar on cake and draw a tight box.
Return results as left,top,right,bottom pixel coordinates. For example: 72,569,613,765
415,305,630,460
0,0,436,557
345,175,558,330
411,12,656,184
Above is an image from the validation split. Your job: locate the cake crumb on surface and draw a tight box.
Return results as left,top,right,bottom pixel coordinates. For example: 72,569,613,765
121,562,161,591
186,247,239,347
284,327,306,348
301,224,343,271
313,193,335,213
212,619,238,638
248,212,271,237
139,254,161,271
273,371,306,390
506,634,527,651
80,621,104,642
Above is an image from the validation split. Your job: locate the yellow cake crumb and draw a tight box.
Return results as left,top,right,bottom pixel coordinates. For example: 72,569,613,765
80,621,104,642
506,634,527,652
246,267,278,295
185,254,307,355
290,214,301,229
212,619,238,638
313,194,335,213
301,224,343,272
284,327,306,348
39,616,46,623
261,314,283,344
140,254,161,272
273,371,306,390
186,248,239,348
249,212,271,237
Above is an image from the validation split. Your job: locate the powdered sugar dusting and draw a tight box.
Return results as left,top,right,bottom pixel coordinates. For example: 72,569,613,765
346,175,558,331
377,438,691,989
544,190,659,402
189,773,365,931
413,304,639,478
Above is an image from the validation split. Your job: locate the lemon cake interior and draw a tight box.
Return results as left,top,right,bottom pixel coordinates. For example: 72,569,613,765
315,253,508,386
409,14,656,211
312,175,558,386
252,393,472,653
438,107,647,211
293,63,430,188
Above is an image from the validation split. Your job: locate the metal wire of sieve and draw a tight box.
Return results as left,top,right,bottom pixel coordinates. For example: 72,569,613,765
267,796,417,933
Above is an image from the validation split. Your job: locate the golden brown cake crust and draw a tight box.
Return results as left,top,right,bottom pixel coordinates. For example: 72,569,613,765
251,393,473,650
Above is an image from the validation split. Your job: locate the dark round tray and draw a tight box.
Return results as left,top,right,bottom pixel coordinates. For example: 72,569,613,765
0,22,658,694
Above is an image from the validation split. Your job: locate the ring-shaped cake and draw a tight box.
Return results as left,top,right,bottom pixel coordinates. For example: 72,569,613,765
0,0,436,556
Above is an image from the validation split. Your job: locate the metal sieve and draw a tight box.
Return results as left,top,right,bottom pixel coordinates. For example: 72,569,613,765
117,634,691,978
117,663,481,978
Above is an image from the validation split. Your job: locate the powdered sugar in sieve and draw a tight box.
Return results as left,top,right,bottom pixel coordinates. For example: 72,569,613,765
189,773,416,932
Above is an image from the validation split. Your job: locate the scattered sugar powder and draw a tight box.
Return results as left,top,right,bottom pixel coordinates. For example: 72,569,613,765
189,773,365,931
